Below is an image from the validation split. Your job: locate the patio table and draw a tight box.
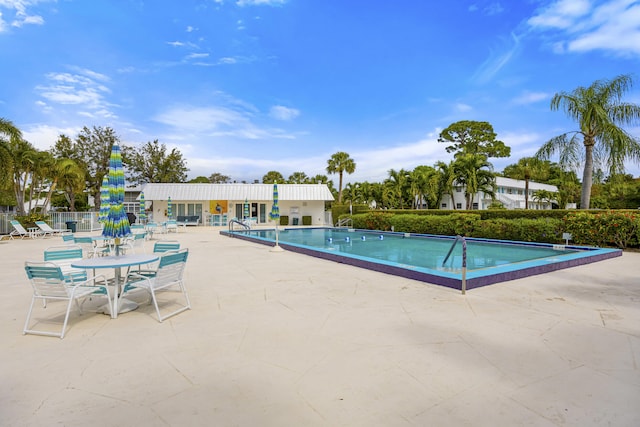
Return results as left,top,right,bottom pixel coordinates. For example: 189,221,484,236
71,254,159,318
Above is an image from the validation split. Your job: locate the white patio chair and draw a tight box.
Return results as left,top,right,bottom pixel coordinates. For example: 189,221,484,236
165,219,178,233
10,220,35,240
119,249,190,322
43,245,91,284
23,261,110,338
35,221,67,237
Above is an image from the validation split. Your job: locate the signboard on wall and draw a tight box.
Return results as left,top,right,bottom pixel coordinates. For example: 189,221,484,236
210,200,229,214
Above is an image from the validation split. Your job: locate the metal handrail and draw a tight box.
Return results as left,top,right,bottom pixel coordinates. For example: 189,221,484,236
335,217,352,227
228,219,250,232
442,235,467,294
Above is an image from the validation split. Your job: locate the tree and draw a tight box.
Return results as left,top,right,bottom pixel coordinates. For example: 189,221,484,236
262,171,285,184
288,172,309,184
326,151,356,203
452,154,496,210
435,161,456,209
208,173,230,183
410,165,439,209
8,138,38,215
438,120,511,159
502,157,548,209
188,176,210,183
123,140,189,185
75,126,120,209
0,118,22,188
536,74,640,209
384,168,411,208
43,158,85,212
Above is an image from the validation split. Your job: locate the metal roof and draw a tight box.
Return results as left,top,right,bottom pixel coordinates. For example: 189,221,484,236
139,183,334,201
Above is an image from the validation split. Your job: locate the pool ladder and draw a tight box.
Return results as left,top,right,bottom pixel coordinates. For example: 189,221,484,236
442,235,468,295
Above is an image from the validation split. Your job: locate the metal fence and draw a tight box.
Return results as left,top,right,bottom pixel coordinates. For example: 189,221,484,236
0,212,102,236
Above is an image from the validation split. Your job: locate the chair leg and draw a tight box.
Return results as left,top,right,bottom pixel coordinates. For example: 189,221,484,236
23,297,37,335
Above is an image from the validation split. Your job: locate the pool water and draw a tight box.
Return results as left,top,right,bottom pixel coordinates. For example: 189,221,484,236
251,228,579,272
223,227,622,290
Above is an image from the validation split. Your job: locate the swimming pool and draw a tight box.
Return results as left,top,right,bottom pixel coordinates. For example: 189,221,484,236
222,227,622,290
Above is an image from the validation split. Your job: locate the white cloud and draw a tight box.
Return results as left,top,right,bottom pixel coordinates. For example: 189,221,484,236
153,104,297,141
512,91,550,105
528,0,591,29
455,103,473,112
0,0,49,31
34,68,117,119
269,105,300,121
186,52,209,59
528,0,640,56
21,124,83,151
472,32,521,83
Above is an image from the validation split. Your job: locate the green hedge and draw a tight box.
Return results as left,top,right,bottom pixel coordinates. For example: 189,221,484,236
348,210,640,249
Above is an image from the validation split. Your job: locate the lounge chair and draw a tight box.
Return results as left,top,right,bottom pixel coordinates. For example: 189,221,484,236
120,249,191,322
23,261,110,338
35,221,67,237
10,220,41,239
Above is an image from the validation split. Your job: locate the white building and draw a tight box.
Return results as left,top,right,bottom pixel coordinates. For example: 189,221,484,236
441,177,558,210
138,183,334,226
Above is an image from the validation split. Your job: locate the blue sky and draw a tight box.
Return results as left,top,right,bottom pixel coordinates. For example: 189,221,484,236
1,0,639,185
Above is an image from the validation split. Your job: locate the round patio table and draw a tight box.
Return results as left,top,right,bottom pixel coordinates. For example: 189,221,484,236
71,254,159,318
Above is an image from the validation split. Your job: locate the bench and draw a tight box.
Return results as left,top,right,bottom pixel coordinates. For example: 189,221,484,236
176,215,200,227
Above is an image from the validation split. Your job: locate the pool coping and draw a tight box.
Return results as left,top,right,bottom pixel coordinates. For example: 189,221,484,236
221,228,622,290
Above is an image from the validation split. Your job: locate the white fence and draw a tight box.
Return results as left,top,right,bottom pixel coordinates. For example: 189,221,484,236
1,212,102,236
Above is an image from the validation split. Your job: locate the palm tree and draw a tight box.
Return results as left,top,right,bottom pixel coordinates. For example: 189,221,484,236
0,118,22,187
502,157,548,209
453,154,496,210
326,151,356,203
410,165,439,209
288,171,309,184
536,74,640,209
435,161,456,209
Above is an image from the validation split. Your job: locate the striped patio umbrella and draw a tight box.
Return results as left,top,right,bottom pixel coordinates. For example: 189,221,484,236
167,196,172,219
138,192,147,223
98,175,110,224
102,143,131,251
269,183,280,222
243,198,249,220
269,182,283,251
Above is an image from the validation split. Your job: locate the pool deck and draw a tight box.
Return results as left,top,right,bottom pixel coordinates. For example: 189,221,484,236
1,227,639,426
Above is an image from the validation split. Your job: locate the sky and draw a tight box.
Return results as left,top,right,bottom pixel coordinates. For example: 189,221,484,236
1,0,640,186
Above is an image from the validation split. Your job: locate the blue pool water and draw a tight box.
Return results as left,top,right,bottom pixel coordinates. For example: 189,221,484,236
222,227,622,290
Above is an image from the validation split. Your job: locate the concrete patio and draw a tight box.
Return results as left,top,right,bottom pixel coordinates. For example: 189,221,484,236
1,227,638,426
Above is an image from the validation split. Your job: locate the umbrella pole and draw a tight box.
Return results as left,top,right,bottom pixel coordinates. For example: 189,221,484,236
270,223,284,252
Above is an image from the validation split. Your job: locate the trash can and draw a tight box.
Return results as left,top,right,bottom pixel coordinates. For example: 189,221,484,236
65,221,77,232
126,212,137,224
292,217,299,225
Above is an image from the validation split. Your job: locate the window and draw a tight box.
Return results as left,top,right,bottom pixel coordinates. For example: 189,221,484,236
472,203,479,210
455,187,462,193
517,190,523,195
441,203,447,209
507,188,513,194
456,203,462,209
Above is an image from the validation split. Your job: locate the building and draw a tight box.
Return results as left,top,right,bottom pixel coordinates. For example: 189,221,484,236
441,177,558,210
137,183,334,226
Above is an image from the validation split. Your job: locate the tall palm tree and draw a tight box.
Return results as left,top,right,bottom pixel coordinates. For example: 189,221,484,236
435,161,456,209
502,157,548,209
536,74,640,209
453,154,496,210
326,151,356,203
410,165,439,209
385,168,411,209
0,118,22,187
